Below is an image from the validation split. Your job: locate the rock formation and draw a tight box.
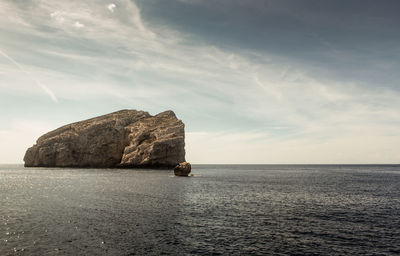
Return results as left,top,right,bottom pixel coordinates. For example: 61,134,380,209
24,110,186,168
174,162,191,176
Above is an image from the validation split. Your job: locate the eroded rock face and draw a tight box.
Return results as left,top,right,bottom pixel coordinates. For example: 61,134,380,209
24,110,185,168
174,162,191,176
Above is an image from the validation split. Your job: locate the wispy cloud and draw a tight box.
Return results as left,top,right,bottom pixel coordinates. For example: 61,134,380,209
50,11,65,23
0,49,58,102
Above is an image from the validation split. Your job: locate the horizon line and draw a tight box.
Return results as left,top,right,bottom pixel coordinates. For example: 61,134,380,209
1,163,399,166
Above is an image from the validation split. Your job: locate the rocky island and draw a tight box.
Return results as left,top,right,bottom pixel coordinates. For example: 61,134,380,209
24,110,186,168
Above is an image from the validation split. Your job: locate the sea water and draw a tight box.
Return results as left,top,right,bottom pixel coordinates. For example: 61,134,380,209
0,164,399,255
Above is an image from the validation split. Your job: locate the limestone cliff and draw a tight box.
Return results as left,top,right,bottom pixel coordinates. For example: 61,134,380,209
24,110,185,168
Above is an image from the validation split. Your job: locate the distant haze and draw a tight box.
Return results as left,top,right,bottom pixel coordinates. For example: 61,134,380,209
1,0,400,164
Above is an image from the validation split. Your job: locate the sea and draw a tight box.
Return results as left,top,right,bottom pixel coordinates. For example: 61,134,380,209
0,164,399,255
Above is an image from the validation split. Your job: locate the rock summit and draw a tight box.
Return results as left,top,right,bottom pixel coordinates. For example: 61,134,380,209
24,110,186,168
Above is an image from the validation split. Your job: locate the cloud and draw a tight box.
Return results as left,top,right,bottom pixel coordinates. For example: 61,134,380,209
107,3,116,12
0,49,58,103
124,0,154,37
50,11,65,23
73,21,84,28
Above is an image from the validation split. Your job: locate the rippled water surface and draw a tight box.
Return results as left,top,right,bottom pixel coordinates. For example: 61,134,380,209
1,164,400,255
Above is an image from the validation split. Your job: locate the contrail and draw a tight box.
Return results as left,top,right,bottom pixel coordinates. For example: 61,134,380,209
0,49,58,102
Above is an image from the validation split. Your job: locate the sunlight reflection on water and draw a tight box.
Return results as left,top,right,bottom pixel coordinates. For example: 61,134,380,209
0,165,399,255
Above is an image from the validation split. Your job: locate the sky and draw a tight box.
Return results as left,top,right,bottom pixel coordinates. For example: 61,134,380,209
0,0,400,164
